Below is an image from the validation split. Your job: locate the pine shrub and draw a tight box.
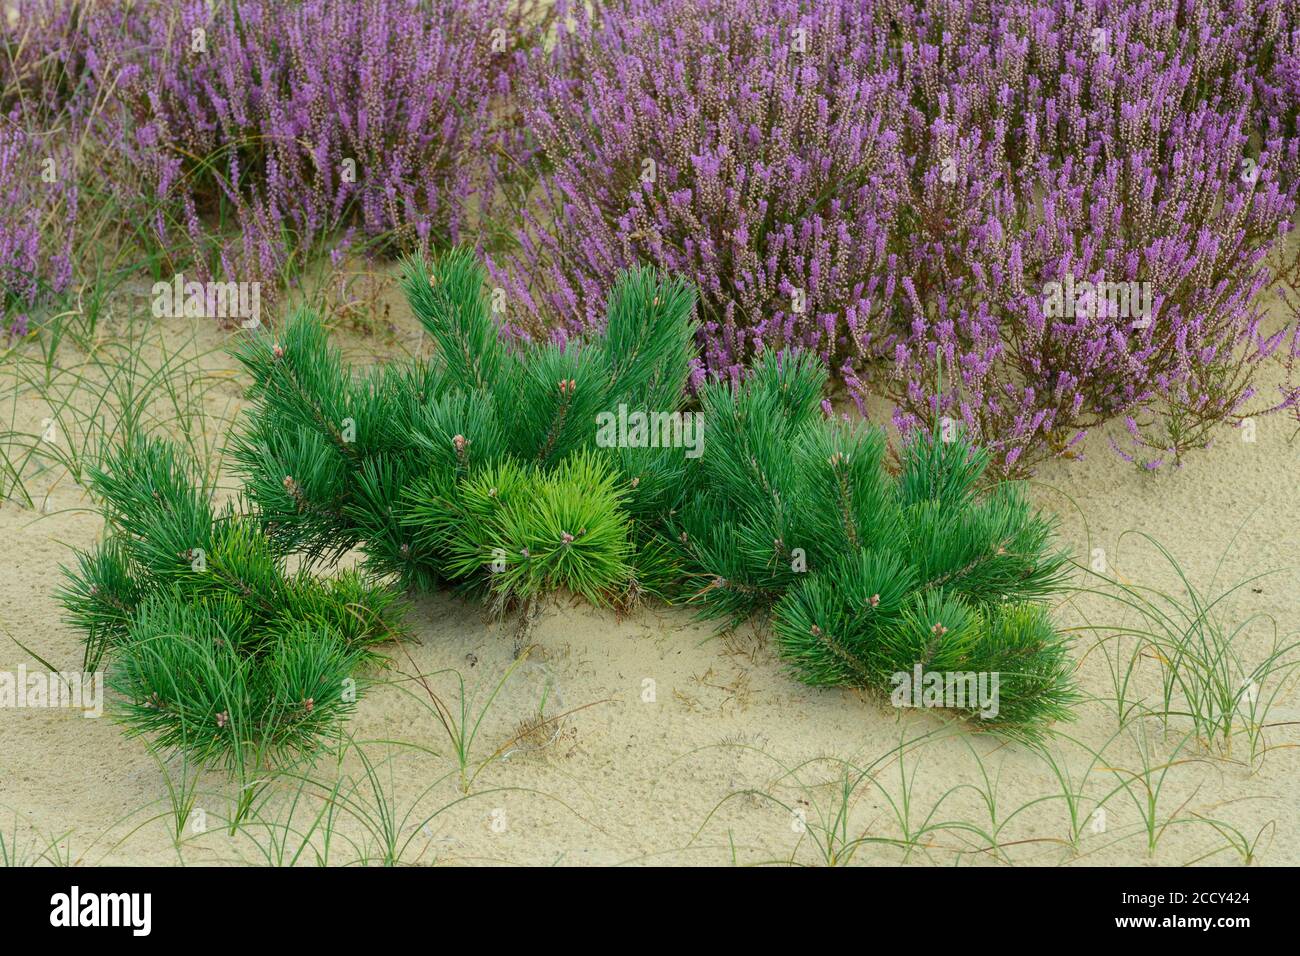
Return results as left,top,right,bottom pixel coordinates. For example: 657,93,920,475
60,249,1076,747
230,249,700,628
232,248,1076,733
57,434,404,770
673,351,1076,736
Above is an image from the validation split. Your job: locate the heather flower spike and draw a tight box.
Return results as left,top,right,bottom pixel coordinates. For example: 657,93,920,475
504,0,1300,476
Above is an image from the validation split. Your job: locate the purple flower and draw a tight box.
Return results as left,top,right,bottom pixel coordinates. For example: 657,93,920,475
72,0,539,288
0,112,76,331
502,0,1300,475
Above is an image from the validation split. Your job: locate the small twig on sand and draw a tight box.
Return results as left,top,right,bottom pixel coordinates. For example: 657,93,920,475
512,593,543,658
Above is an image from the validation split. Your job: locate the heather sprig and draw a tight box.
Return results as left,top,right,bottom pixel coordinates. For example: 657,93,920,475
0,0,96,121
0,113,77,339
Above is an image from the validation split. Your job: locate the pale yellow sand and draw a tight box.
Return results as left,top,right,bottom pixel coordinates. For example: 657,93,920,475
1,277,1296,866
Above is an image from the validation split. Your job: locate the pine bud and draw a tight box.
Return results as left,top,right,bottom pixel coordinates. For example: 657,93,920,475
282,475,305,508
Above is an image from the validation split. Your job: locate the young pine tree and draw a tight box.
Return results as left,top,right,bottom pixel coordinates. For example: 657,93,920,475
672,351,1076,738
58,434,404,770
229,248,699,649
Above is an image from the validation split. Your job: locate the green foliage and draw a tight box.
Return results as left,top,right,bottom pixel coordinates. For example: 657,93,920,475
57,434,404,771
1075,530,1300,765
231,248,699,605
404,450,632,606
674,351,1076,737
486,451,633,606
229,249,1076,735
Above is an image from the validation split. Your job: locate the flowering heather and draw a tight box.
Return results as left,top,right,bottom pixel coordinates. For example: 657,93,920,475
0,113,77,338
0,0,93,122
84,0,539,285
1,2,87,337
498,0,905,381
510,0,1300,473
1258,0,1300,125
884,0,1300,472
1262,0,1300,366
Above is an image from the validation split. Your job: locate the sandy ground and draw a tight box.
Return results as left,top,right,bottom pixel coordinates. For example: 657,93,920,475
1,275,1297,867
